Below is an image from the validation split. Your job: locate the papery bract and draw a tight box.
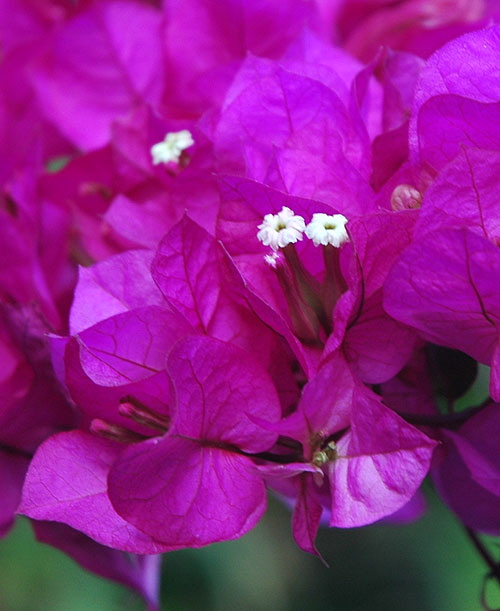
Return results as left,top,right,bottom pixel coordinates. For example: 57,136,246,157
212,55,372,189
151,215,295,399
63,336,171,434
76,306,192,387
152,217,222,332
328,389,436,527
384,228,500,399
415,148,500,241
416,97,500,172
218,177,416,382
32,0,164,149
262,353,435,552
337,0,488,62
162,0,319,115
433,403,500,535
20,430,169,553
70,250,165,335
410,26,500,160
108,336,281,547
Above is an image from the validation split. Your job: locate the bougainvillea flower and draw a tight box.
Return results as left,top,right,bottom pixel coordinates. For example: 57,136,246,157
150,215,299,409
61,216,293,429
22,329,283,550
2,308,162,605
261,353,436,554
41,106,220,263
63,309,190,438
217,177,417,382
105,107,220,238
107,336,282,547
8,0,500,602
55,248,189,433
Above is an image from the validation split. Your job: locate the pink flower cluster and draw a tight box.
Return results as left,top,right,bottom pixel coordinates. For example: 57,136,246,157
2,0,500,606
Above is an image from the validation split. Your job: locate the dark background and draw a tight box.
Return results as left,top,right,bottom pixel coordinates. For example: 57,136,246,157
0,485,499,611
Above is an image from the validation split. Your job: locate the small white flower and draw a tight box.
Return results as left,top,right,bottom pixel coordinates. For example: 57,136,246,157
305,213,349,247
257,207,306,251
150,130,194,165
264,251,281,268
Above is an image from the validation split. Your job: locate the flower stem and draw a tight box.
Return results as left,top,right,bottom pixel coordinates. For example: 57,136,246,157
465,527,500,580
398,399,490,429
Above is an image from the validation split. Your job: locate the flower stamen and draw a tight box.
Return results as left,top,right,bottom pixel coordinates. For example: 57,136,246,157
90,419,150,444
118,396,170,433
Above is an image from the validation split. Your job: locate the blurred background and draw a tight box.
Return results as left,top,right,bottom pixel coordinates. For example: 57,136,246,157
0,485,499,611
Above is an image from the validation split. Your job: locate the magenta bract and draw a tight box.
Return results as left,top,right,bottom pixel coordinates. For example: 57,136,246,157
107,336,281,547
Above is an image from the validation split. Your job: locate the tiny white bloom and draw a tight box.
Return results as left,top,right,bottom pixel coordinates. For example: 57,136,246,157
150,130,194,165
305,213,349,247
257,207,306,251
264,251,281,268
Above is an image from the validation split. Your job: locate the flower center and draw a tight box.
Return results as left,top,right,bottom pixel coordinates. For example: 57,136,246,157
312,441,338,467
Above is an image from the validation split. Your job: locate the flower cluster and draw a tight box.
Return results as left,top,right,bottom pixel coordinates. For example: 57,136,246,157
2,0,500,606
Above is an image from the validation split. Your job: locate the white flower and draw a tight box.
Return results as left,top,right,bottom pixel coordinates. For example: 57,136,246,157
264,251,281,268
305,213,349,247
150,130,194,165
257,207,306,251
